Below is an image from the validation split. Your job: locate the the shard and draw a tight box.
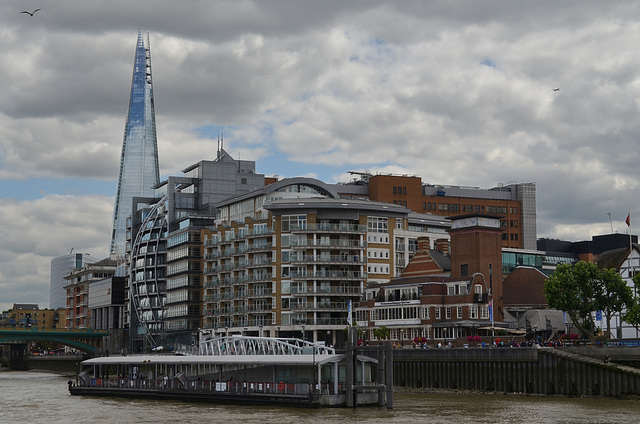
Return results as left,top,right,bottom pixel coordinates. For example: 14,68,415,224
110,31,160,259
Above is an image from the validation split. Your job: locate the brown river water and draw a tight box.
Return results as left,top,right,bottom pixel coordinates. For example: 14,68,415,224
1,370,640,423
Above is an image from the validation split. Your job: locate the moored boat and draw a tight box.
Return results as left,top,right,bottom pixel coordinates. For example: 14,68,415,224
69,334,389,407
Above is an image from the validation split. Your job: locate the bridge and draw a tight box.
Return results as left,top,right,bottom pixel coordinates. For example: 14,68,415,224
0,327,108,354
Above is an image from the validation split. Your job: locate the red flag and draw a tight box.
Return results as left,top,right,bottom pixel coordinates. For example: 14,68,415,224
626,212,630,227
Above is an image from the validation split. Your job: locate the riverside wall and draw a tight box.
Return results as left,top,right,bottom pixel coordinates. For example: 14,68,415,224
393,347,640,397
27,355,86,374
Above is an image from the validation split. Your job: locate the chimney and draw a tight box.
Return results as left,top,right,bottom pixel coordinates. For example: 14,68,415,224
417,236,430,252
435,238,449,254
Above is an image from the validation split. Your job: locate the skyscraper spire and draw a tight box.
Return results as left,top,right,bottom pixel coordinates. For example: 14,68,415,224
110,30,160,258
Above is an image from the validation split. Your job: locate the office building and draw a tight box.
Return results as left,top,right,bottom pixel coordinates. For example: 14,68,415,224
335,173,536,250
50,252,100,310
111,30,160,261
127,148,267,351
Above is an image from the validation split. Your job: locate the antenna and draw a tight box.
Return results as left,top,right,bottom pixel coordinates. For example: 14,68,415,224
607,213,614,233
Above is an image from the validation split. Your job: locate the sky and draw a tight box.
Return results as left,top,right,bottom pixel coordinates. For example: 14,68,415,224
2,1,640,312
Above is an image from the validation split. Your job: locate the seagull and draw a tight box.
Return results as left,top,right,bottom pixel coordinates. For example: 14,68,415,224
553,88,560,91
20,9,41,16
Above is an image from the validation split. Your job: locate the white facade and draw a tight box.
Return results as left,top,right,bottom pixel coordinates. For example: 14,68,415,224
50,253,100,310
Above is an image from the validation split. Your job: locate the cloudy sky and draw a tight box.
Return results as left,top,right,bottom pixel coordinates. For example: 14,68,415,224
2,1,640,312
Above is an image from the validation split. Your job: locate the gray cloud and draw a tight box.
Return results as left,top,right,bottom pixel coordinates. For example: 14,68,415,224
2,0,640,309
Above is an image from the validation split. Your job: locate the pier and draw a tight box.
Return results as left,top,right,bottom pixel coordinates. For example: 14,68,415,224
69,334,393,407
393,346,640,397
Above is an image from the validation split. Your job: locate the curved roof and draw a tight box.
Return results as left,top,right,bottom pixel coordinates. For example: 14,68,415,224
215,177,340,207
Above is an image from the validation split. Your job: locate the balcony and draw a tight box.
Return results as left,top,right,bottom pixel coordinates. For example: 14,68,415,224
290,239,366,250
291,270,367,281
289,223,367,234
289,286,363,296
474,293,488,303
291,254,366,265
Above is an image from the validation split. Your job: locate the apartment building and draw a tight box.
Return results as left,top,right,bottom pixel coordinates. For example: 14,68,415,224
335,173,536,250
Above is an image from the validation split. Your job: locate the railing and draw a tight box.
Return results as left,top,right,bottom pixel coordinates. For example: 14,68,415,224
290,240,366,249
291,271,367,280
78,376,343,396
289,223,367,233
291,255,366,265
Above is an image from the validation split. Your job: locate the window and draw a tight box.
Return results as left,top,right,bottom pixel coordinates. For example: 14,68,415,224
393,187,397,194
445,307,451,319
460,264,468,277
368,217,388,233
435,307,441,319
423,307,430,320
281,215,306,232
457,306,463,319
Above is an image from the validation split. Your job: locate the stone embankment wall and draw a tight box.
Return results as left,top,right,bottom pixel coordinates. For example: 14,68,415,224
28,355,85,374
393,347,640,397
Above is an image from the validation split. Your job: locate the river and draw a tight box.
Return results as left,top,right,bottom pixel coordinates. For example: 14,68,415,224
1,370,640,423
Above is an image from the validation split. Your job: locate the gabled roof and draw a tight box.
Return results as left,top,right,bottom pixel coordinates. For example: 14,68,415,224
503,266,548,307
597,243,640,270
12,303,40,310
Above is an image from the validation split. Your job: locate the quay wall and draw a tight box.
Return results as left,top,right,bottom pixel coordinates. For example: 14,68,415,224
393,347,640,397
27,355,86,374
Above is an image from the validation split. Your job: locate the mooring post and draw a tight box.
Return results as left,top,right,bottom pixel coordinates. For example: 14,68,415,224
385,341,393,409
346,326,355,407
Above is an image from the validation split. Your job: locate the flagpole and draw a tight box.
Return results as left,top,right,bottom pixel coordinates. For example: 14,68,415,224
629,208,632,252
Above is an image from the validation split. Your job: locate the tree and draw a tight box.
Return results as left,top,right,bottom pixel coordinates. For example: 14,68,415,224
544,261,634,344
372,326,389,341
622,273,640,331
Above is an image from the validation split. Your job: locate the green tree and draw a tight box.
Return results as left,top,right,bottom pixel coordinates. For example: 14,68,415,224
372,326,389,341
544,261,634,344
622,273,640,330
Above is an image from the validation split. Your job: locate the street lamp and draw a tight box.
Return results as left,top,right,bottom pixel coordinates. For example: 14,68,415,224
225,326,228,338
277,326,281,338
259,325,263,338
301,324,306,342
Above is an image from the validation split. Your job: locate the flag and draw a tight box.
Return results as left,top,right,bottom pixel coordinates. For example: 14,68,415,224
347,300,352,326
626,212,631,227
488,299,493,322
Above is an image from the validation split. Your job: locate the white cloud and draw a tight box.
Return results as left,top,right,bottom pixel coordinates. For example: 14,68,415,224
3,1,640,308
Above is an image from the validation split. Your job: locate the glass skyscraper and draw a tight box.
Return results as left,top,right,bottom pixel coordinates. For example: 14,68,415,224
110,30,160,260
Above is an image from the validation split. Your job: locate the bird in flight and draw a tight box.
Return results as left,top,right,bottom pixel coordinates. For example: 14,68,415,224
20,9,41,16
553,88,560,91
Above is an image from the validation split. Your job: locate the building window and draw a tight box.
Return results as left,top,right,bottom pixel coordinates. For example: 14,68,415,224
403,187,407,195
422,202,426,210
435,307,441,320
457,306,463,319
460,264,468,277
368,217,388,233
393,187,397,194
445,307,451,319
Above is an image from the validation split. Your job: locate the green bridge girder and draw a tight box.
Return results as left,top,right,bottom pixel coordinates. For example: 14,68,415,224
0,327,109,354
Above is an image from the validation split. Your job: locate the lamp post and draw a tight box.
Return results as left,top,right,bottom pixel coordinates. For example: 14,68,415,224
277,326,281,338
443,328,448,345
301,324,306,342
225,326,228,338
259,325,263,338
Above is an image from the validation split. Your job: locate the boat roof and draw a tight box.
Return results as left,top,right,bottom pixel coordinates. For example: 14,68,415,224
81,353,377,367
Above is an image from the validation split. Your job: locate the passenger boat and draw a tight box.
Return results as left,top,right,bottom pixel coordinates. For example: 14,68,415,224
68,334,390,407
